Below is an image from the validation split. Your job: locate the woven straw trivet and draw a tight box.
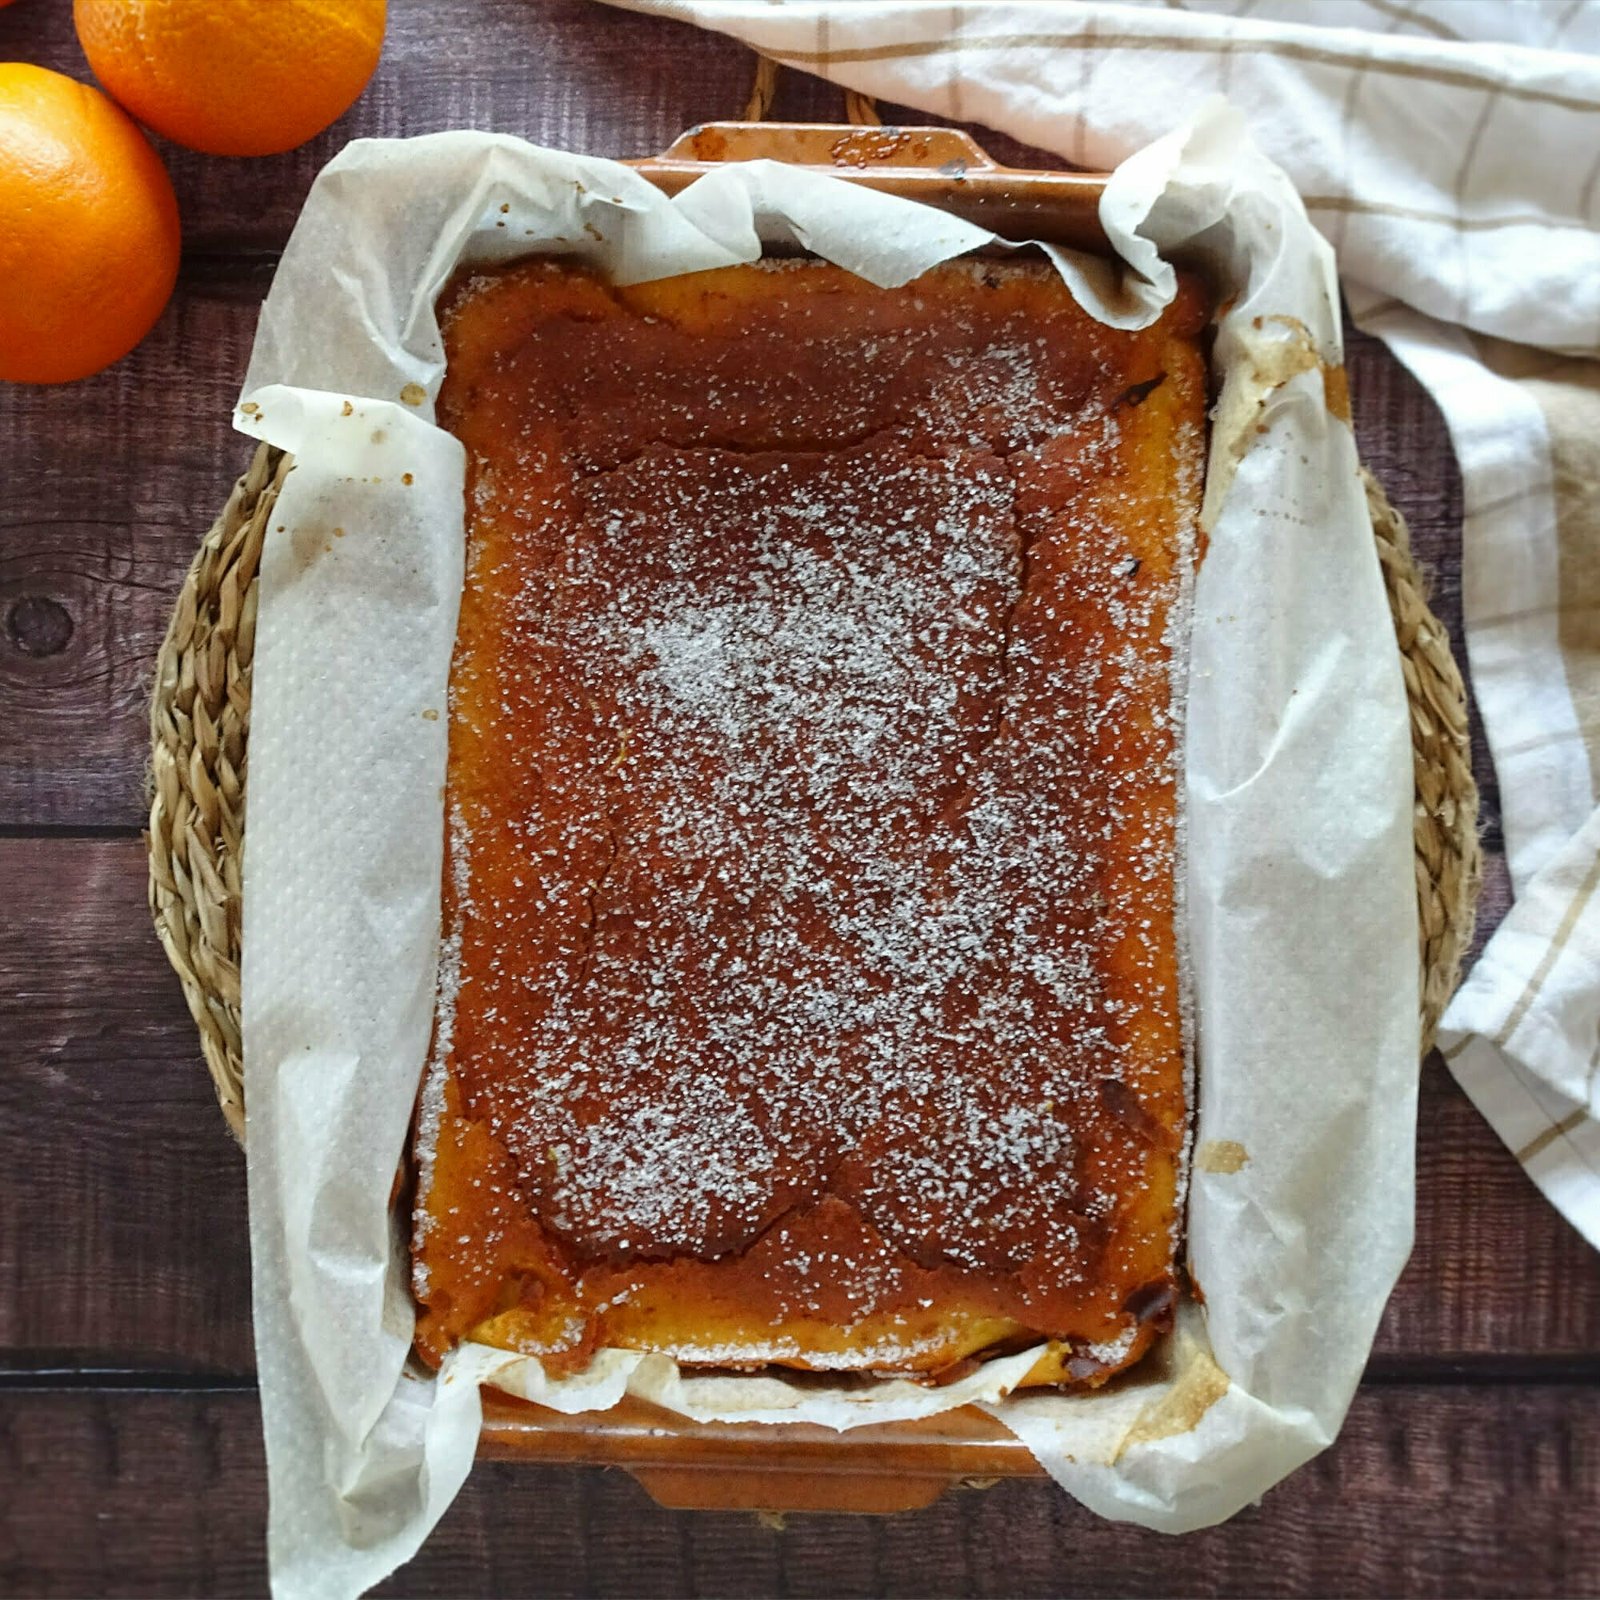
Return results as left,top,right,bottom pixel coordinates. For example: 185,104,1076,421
147,443,1480,1143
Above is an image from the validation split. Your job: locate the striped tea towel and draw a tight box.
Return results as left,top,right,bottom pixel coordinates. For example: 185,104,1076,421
607,0,1600,1251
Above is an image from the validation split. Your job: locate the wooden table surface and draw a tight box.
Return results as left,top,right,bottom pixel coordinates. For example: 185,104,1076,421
2,3,1596,1596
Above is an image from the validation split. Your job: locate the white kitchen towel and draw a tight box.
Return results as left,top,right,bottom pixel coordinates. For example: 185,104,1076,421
607,0,1600,1251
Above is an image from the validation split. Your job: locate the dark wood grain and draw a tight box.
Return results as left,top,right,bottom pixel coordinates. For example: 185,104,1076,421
1,0,1591,1592
0,835,1591,1373
0,265,270,829
2,1384,1597,1598
0,839,252,1374
0,1,1064,261
0,296,1489,832
0,0,1494,842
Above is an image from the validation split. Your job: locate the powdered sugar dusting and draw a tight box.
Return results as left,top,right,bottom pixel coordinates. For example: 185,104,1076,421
417,256,1201,1365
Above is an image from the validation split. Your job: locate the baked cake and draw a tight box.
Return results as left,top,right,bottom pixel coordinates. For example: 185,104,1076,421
412,255,1208,1388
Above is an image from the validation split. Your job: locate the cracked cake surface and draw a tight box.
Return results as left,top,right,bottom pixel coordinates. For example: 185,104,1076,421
412,254,1208,1387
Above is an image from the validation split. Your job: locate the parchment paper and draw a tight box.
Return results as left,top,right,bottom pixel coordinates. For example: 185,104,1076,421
237,103,1417,1600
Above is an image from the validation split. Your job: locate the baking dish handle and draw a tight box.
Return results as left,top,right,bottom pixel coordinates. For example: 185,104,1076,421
629,121,1110,251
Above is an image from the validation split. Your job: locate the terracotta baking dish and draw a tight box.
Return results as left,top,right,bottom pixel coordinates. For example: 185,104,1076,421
474,119,1110,1515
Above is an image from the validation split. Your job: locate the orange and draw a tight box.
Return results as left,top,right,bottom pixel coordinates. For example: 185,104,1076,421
74,0,386,158
0,64,181,384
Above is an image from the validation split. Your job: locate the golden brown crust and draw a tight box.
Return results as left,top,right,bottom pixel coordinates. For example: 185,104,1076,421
413,256,1207,1387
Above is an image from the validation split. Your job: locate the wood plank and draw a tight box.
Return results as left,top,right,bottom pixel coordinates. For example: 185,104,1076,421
3,7,1580,1598
2,837,1592,1373
0,266,270,830
0,838,252,1373
1,0,1544,1382
0,0,796,827
2,0,1491,838
0,0,1062,257
2,1384,1596,1596
0,282,1492,839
